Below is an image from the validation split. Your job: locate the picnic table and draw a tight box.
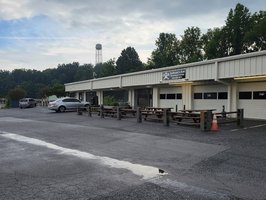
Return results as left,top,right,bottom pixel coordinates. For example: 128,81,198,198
141,107,171,121
171,109,216,126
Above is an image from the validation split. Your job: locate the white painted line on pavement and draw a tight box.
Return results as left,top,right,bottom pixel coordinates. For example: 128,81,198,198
231,123,266,132
0,131,162,180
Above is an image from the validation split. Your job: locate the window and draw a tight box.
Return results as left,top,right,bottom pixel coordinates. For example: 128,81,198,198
176,93,182,99
160,94,166,99
204,92,217,99
253,91,266,99
218,92,228,99
194,93,202,99
166,94,175,99
239,92,252,99
63,98,80,103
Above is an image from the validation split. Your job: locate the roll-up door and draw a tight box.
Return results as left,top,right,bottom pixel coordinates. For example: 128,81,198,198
238,82,266,119
193,84,228,112
159,86,182,111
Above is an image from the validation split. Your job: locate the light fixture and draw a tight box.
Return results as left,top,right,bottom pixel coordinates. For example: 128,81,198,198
234,75,266,80
169,81,193,86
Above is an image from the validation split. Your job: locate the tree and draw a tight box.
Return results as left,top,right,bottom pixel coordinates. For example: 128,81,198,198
57,62,79,83
224,3,252,55
180,27,203,63
100,59,116,77
50,83,65,97
245,11,266,51
7,87,26,100
116,47,143,74
147,33,180,69
74,64,94,81
202,27,228,59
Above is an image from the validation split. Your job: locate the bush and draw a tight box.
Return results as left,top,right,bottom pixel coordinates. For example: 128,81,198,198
103,96,118,106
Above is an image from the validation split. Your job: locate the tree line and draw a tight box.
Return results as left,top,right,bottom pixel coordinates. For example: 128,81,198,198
0,3,265,99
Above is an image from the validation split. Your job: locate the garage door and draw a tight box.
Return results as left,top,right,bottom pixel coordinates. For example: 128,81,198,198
193,84,228,113
159,86,182,111
238,82,266,120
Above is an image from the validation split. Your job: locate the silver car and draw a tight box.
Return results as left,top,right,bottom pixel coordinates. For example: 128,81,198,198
48,97,89,112
19,98,37,108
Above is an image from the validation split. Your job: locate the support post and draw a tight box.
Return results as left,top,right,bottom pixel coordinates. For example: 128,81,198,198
117,106,121,120
163,108,170,126
237,109,244,127
77,107,83,115
136,107,142,123
100,105,104,118
200,111,212,131
88,105,92,117
222,105,226,119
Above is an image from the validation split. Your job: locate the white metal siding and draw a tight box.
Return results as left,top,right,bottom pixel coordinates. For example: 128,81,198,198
187,63,216,81
93,77,121,89
218,54,266,79
65,82,91,92
238,82,266,119
193,84,228,112
122,72,161,87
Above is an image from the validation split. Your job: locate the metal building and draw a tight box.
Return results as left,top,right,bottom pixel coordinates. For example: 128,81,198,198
65,51,266,120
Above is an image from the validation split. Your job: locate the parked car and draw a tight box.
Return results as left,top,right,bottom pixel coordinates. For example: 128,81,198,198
19,98,37,108
48,97,90,112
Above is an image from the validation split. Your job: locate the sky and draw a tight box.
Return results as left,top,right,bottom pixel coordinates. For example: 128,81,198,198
0,0,265,71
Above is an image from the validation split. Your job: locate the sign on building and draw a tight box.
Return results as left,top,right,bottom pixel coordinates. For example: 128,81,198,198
162,69,186,80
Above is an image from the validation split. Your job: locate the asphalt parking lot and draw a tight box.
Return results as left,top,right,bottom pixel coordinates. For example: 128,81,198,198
0,107,266,200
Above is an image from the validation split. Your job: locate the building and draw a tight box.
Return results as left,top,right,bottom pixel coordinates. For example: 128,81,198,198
65,51,266,120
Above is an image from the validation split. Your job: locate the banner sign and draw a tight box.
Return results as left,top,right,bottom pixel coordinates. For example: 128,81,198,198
162,69,186,80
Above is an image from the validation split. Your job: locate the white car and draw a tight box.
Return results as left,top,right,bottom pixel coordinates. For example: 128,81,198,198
48,97,90,112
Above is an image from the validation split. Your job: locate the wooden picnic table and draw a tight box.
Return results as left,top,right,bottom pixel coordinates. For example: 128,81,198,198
179,109,216,113
141,107,172,121
172,109,216,125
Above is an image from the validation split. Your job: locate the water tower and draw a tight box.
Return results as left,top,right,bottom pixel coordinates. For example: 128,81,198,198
95,43,102,64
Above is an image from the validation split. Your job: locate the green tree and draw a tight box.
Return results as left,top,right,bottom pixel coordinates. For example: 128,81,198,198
7,87,26,100
180,27,203,63
50,83,65,97
245,11,266,51
57,62,79,83
202,27,228,59
148,33,180,69
101,59,116,77
74,64,94,81
224,3,252,55
0,70,13,98
116,47,143,74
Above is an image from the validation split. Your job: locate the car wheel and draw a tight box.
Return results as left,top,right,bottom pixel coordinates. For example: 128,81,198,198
58,106,66,112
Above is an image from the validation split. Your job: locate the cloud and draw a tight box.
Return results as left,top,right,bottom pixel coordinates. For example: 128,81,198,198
0,0,265,71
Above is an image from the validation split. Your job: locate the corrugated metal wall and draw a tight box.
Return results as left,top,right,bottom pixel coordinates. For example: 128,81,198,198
218,54,266,79
65,51,266,92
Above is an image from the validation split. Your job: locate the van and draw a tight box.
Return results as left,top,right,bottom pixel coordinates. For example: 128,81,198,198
19,98,37,108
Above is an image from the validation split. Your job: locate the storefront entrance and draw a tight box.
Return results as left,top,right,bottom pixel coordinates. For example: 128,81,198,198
135,88,152,108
